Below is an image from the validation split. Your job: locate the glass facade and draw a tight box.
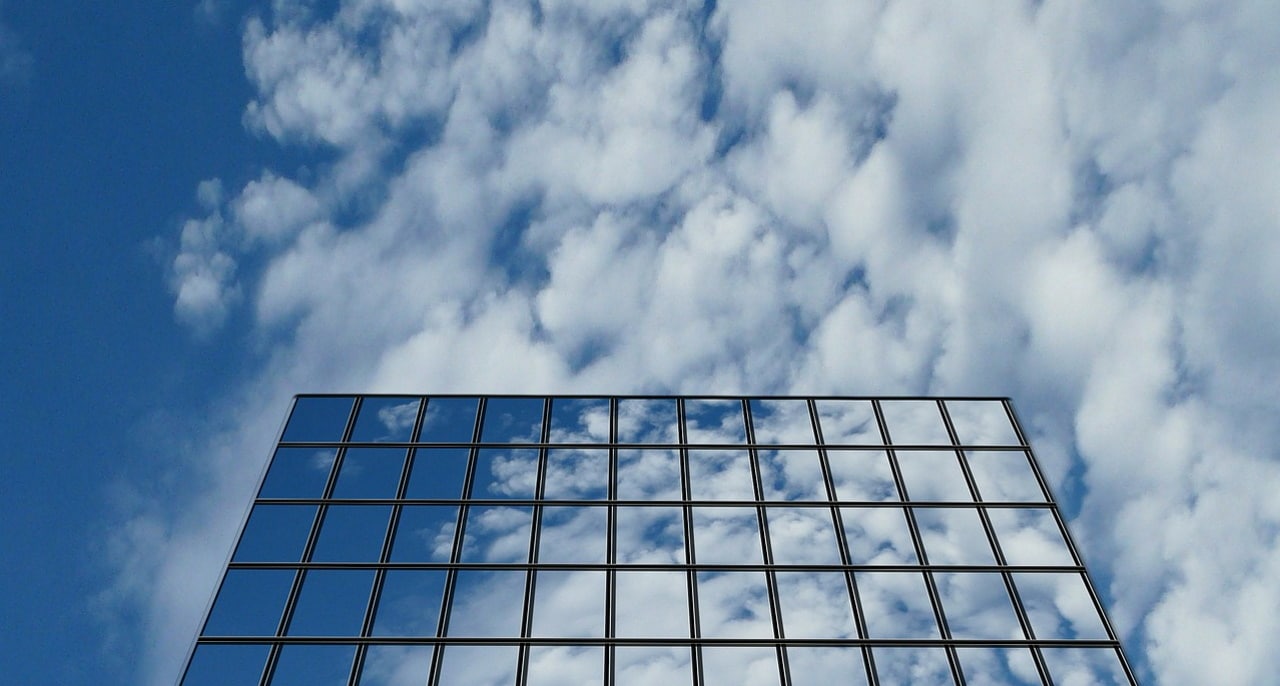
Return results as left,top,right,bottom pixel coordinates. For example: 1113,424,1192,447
181,395,1136,685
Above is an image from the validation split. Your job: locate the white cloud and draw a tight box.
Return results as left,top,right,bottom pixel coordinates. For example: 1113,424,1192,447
131,0,1280,684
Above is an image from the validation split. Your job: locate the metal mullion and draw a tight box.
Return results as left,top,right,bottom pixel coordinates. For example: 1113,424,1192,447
871,399,965,686
261,396,363,686
349,396,430,686
937,400,1051,686
605,397,618,686
743,399,791,686
427,396,487,686
1002,401,1139,686
808,399,879,686
676,398,704,686
516,398,553,686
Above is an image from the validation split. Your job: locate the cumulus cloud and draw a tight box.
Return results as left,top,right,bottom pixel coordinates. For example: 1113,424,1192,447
123,0,1280,684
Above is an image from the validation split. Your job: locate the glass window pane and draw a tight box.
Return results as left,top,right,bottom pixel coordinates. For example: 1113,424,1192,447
915,507,996,566
786,647,869,685
856,572,939,638
616,398,678,443
748,399,816,444
765,507,842,565
1042,648,1129,685
234,504,317,562
446,570,526,637
403,448,469,499
775,571,856,638
350,397,421,442
696,571,774,638
684,399,747,444
617,449,682,501
543,449,609,500
700,646,781,686
538,506,607,564
287,570,375,636
691,506,762,564
358,645,434,686
311,505,392,562
470,448,539,499
966,451,1046,503
872,647,952,684
616,506,685,564
182,644,269,686
988,508,1075,566
827,451,900,501
271,644,355,685
687,450,755,500
436,645,518,686
1012,572,1109,640
390,505,459,562
895,450,974,501
332,448,407,499
459,505,533,563
614,647,693,686
527,646,602,686
814,400,880,444
759,449,827,501
615,571,690,637
419,397,478,443
955,647,1040,685
879,400,950,445
282,396,354,442
260,448,337,499
548,397,611,443
840,507,918,565
204,569,294,636
934,572,1024,640
531,570,605,637
480,397,544,442
945,400,1019,446
371,570,447,637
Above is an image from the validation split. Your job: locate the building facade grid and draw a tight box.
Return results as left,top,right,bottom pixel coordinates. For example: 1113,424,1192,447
181,395,1137,685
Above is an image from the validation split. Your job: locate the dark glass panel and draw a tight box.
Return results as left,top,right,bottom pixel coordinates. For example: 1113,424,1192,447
350,397,421,442
282,397,354,442
418,397,479,443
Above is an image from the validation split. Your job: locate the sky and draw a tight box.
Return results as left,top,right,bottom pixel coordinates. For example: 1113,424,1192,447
0,0,1277,684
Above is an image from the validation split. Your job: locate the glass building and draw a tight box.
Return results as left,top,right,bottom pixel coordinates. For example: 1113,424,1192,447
181,395,1136,685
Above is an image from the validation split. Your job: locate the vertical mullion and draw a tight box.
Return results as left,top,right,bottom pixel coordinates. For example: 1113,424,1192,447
809,399,879,686
515,398,552,686
937,400,1051,686
427,396,487,686
743,399,791,686
262,396,361,686
348,397,430,686
1002,400,1139,686
871,400,964,686
677,398,703,686
605,397,618,686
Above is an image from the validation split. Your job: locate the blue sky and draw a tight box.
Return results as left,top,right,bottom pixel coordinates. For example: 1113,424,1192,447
2,1,1280,685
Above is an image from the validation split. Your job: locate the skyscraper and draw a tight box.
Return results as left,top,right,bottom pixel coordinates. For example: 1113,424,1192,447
181,395,1136,685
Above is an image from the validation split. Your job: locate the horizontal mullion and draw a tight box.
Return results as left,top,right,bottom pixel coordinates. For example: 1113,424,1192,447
226,562,1085,573
275,442,1029,451
197,636,1119,648
253,498,1056,508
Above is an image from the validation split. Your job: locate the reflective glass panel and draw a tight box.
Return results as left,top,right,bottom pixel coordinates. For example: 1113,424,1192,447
547,397,611,443
1042,648,1130,685
527,646,603,686
270,644,355,685
542,449,608,500
282,396,354,442
814,400,880,444
914,507,996,566
204,569,294,636
260,447,336,499
471,448,539,499
359,645,434,686
418,397,478,443
436,645,518,686
446,570,526,637
786,647,869,685
879,400,950,445
774,571,857,638
945,400,1020,446
530,570,606,637
749,398,816,444
537,505,607,564
350,397,421,442
856,572,939,638
966,451,1046,502
458,505,533,563
614,571,690,637
895,450,974,501
233,504,316,562
827,451,900,501
287,569,375,636
616,449,682,501
987,508,1075,566
332,448,407,499
616,506,685,564
691,506,763,564
480,397,544,442
840,507,918,565
696,571,774,638
614,647,692,686
684,398,747,444
933,572,1024,640
371,570,447,637
310,505,392,562
872,647,952,684
1012,572,1108,640
182,644,269,686
758,449,827,501
765,507,842,565
700,647,781,686
687,450,755,500
403,448,469,499
389,505,459,562
955,647,1040,686
616,398,678,443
